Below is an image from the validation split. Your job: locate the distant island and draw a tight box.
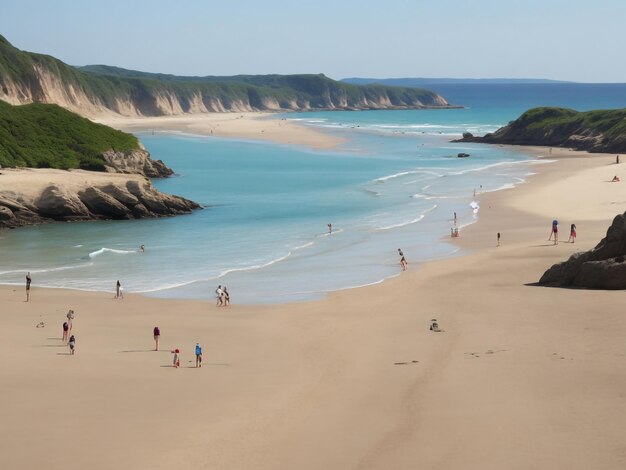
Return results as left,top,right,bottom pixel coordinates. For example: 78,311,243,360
342,77,571,87
0,35,453,116
454,107,626,153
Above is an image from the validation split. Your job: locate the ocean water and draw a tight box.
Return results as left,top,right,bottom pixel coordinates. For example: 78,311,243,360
1,84,624,303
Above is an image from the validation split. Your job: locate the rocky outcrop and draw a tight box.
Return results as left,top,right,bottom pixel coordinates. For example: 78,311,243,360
454,107,626,153
102,149,173,178
538,212,626,289
0,177,200,229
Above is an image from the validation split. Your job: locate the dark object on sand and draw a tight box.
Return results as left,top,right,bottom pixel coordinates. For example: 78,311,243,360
539,211,626,289
457,153,470,158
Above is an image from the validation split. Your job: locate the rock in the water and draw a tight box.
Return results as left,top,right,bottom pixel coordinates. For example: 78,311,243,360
539,212,626,289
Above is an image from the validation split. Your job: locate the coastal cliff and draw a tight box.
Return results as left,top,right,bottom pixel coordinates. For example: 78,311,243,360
0,100,198,229
0,169,199,229
0,35,452,116
454,107,626,153
0,100,173,177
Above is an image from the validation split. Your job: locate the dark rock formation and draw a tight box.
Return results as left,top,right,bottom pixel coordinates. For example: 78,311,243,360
0,179,200,229
539,212,626,289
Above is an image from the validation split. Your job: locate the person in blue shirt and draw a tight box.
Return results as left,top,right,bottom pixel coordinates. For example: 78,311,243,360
195,343,202,368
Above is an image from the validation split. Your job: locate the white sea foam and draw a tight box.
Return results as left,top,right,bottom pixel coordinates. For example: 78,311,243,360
293,241,314,250
89,248,137,258
377,170,421,182
376,204,438,231
0,263,93,276
317,228,345,238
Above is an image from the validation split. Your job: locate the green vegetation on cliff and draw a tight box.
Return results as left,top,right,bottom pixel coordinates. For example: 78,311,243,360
0,100,139,170
0,35,450,114
456,107,626,153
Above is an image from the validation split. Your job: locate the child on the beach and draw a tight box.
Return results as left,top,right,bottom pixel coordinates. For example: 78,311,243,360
195,343,202,368
568,223,577,243
68,335,76,355
172,349,180,368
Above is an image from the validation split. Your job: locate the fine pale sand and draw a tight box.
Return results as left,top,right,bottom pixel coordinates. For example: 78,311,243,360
97,112,344,149
1,146,626,470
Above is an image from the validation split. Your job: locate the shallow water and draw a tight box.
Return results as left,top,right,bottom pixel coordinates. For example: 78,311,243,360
2,83,622,303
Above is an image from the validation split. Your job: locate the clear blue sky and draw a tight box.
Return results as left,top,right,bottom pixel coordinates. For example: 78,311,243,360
1,0,624,82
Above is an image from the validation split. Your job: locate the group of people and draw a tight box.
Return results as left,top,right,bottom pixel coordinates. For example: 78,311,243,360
215,285,230,306
153,327,203,369
61,309,76,354
549,220,576,245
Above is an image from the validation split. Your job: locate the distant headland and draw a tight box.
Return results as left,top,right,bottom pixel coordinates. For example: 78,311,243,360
0,35,454,116
454,107,626,153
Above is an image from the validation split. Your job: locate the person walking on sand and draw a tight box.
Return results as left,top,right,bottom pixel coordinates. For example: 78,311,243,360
25,272,31,302
549,220,559,245
223,286,230,306
153,326,160,351
172,348,180,368
195,343,202,368
398,249,407,271
497,232,501,247
62,321,69,343
68,335,76,355
66,309,74,331
215,285,223,306
568,223,577,243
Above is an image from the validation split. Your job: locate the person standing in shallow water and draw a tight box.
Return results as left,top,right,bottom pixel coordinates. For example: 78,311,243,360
398,249,407,271
115,280,123,299
327,223,332,234
25,272,31,302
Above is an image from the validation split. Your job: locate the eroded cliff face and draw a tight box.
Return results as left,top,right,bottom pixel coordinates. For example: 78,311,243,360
101,149,173,178
0,171,200,229
0,67,451,117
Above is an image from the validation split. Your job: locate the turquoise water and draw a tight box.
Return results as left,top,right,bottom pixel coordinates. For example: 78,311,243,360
3,83,623,303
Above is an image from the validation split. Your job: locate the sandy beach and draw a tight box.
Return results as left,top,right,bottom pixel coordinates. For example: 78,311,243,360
1,143,626,470
97,112,344,150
